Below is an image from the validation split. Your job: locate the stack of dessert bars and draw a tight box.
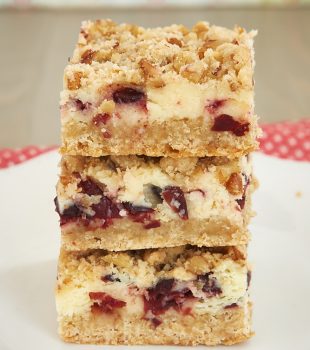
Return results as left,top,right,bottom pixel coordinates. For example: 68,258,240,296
55,20,260,346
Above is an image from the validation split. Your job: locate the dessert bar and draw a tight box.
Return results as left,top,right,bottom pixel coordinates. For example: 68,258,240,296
60,20,260,158
55,155,256,251
56,245,253,345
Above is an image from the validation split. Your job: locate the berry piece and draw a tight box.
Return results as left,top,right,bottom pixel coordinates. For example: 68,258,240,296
206,99,225,114
89,292,126,314
101,274,121,282
92,196,121,220
211,114,250,136
144,220,161,229
198,273,222,297
54,197,82,225
124,203,154,215
143,279,194,322
162,186,188,220
79,179,103,196
92,113,111,126
224,303,239,309
75,99,90,111
112,87,145,104
123,202,160,229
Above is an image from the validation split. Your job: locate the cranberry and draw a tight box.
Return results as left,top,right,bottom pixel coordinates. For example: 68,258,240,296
123,203,160,229
89,292,126,313
79,179,103,196
151,318,162,327
124,203,154,215
92,113,111,126
103,130,112,138
112,87,145,104
198,273,222,297
206,99,225,114
211,114,250,136
92,196,121,220
101,274,121,282
144,279,194,317
54,197,82,225
224,303,238,309
162,186,188,220
144,220,161,229
75,99,90,111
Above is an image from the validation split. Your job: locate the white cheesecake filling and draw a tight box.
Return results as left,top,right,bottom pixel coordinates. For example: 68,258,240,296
56,260,248,318
61,67,253,124
57,156,252,223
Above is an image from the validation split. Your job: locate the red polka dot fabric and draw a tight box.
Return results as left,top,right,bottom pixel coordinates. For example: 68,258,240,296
0,145,57,169
260,119,310,161
0,120,309,169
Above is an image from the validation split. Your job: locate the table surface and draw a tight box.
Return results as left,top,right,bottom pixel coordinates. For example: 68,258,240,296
0,7,309,147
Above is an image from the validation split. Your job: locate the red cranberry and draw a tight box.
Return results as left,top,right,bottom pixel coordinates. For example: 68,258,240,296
144,279,193,317
123,203,160,229
79,179,103,196
151,318,162,328
206,99,225,114
211,114,250,136
92,196,121,220
92,113,111,126
224,303,238,309
102,130,112,138
101,274,121,282
162,186,188,220
75,99,90,111
112,87,145,104
124,203,154,215
144,220,161,229
89,292,126,313
198,273,222,297
54,197,82,225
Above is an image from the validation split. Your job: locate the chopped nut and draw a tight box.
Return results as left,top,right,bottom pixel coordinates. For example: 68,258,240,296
110,155,144,170
143,250,167,266
228,247,245,261
167,37,183,47
67,71,83,90
225,173,243,195
160,157,198,176
81,49,96,64
192,21,210,38
139,59,165,88
185,255,208,274
104,252,132,268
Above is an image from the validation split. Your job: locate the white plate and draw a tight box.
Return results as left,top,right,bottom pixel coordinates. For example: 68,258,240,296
0,151,309,349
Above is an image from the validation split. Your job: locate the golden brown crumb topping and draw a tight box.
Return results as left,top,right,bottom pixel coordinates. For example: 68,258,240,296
67,20,256,88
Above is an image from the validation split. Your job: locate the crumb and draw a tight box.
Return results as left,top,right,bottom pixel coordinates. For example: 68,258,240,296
295,191,302,198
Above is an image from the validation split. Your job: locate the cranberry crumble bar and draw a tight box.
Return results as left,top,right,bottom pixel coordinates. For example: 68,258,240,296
56,245,253,345
55,155,257,251
60,20,260,158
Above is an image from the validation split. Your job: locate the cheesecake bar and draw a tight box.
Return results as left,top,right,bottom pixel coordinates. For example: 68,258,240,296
56,245,253,345
60,20,260,158
55,154,256,251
